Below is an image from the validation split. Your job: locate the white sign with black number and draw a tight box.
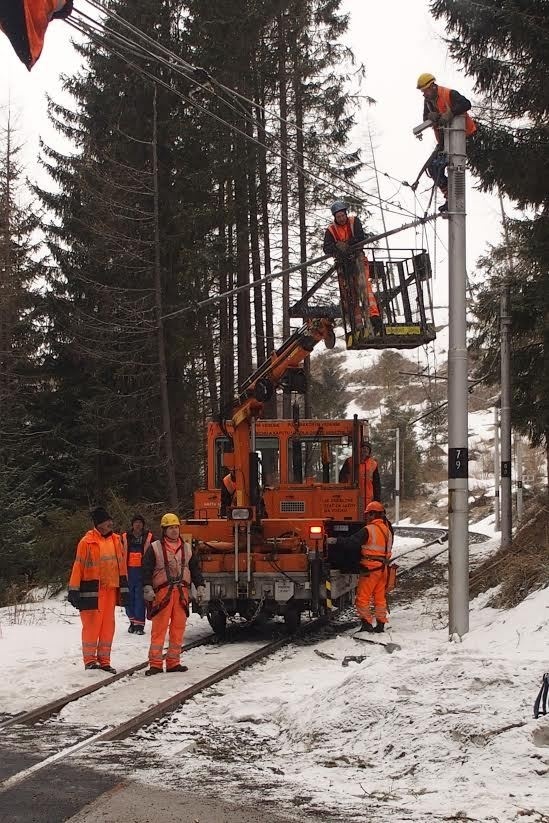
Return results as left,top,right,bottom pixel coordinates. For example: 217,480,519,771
274,579,295,601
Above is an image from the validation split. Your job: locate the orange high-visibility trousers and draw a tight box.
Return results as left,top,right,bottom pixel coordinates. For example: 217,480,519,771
148,587,188,671
80,587,117,666
356,570,388,625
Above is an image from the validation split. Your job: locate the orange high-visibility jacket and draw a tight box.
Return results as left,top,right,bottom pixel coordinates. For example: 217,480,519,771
122,530,153,568
431,86,477,143
360,519,393,572
359,456,380,507
68,529,128,610
326,215,357,244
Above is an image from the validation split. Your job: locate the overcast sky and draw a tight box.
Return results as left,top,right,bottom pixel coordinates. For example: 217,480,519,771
1,0,505,313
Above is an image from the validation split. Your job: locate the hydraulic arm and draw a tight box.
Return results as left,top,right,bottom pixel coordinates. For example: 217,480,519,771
230,317,336,508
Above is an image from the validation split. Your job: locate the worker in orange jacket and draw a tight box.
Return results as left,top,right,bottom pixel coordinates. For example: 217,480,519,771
339,441,381,511
329,501,393,633
142,513,206,676
122,514,153,635
220,469,237,517
68,507,128,673
417,73,477,212
323,201,382,337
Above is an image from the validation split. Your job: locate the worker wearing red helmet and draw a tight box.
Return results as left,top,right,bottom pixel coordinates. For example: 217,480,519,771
416,73,477,213
328,501,393,633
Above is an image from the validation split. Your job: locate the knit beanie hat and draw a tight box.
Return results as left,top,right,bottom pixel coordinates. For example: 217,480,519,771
91,507,112,527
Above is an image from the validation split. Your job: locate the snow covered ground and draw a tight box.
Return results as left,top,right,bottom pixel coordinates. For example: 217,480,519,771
2,529,548,822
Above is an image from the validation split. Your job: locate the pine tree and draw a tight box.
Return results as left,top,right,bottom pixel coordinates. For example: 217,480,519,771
0,115,50,600
431,0,549,476
36,0,209,507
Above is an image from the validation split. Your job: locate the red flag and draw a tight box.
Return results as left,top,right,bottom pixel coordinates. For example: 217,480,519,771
0,0,73,70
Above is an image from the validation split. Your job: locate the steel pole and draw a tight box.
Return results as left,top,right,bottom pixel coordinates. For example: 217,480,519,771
498,193,513,547
446,115,469,638
493,405,500,532
395,427,400,524
515,434,524,522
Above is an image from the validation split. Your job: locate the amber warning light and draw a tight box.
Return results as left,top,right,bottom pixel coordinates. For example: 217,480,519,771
309,525,323,538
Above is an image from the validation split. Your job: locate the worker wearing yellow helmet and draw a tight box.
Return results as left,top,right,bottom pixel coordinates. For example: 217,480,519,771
142,512,206,675
416,72,477,212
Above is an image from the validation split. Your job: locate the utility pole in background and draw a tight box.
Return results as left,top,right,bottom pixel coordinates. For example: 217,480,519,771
446,115,469,638
493,404,500,532
498,190,513,548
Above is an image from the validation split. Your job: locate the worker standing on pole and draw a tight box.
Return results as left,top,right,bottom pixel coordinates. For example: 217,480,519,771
416,73,476,213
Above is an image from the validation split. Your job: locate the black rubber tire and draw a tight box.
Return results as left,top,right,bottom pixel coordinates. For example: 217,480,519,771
283,606,302,634
207,609,227,636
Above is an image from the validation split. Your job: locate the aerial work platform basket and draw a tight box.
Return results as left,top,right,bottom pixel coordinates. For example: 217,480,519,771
290,248,436,351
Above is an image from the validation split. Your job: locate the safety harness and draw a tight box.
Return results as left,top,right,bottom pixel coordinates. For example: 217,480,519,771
147,540,190,619
534,672,549,719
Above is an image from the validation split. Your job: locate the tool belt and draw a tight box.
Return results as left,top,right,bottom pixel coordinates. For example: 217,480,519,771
147,578,189,619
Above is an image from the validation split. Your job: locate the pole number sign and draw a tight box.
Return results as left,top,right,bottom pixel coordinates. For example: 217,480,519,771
449,447,468,479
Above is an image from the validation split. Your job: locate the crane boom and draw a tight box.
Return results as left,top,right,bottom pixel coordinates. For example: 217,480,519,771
230,317,336,508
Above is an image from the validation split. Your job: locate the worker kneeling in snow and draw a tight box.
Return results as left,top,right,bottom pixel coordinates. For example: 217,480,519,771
142,513,205,676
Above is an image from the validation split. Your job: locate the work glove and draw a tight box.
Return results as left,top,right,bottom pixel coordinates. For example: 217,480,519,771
439,110,453,124
427,111,440,123
143,585,155,602
335,240,350,253
67,590,80,609
196,585,206,603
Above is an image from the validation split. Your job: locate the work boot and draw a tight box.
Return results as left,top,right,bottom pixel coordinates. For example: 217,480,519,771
100,664,117,674
85,661,100,670
373,622,385,633
166,664,188,673
128,624,135,634
134,626,145,636
438,201,448,214
359,620,375,633
371,315,383,336
145,667,163,677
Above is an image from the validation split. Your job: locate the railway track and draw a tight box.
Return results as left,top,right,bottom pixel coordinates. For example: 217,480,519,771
0,616,326,817
0,526,490,820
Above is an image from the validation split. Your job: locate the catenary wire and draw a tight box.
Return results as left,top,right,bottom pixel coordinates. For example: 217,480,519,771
75,2,417,218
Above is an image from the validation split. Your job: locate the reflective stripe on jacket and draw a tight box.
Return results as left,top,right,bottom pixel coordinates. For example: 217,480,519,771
360,519,393,572
122,530,153,568
68,529,128,610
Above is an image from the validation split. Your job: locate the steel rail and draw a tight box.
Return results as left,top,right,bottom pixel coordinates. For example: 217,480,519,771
0,634,214,729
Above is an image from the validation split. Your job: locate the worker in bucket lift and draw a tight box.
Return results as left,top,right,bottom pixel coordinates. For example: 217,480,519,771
142,513,206,676
322,201,382,336
417,73,477,213
339,440,381,510
220,468,237,517
328,501,393,633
